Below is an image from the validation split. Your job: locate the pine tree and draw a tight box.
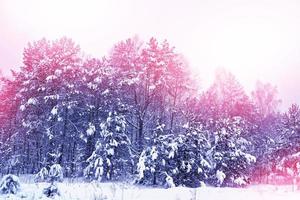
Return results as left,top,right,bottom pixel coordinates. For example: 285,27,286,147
85,108,133,181
174,123,211,187
136,132,177,187
207,117,256,187
136,121,211,188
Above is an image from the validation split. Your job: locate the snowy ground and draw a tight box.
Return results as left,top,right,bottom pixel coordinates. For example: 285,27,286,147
1,177,300,200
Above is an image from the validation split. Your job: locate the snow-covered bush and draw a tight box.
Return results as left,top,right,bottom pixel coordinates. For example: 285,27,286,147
48,164,63,183
0,174,21,194
34,167,48,182
43,183,60,197
41,164,63,198
35,164,63,183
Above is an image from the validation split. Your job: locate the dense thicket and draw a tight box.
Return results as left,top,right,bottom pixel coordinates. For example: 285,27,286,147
0,37,299,187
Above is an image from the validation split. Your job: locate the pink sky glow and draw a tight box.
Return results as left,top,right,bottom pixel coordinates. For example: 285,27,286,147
1,0,300,110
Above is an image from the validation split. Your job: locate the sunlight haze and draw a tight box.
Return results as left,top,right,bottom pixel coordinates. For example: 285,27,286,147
1,0,300,110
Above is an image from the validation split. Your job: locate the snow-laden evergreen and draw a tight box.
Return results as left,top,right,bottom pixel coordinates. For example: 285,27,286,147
84,109,133,181
206,117,256,187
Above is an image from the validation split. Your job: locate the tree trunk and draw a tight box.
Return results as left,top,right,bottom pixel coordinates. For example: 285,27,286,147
59,107,68,168
138,118,144,151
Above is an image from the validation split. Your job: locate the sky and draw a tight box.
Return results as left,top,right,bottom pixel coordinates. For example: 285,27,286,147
0,0,300,110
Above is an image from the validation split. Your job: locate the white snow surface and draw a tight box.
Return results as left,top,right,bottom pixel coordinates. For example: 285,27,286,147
1,176,300,200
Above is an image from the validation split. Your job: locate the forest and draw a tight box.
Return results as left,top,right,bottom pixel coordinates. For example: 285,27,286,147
0,37,299,188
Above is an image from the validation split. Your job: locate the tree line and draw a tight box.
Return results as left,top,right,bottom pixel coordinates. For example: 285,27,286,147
0,37,299,187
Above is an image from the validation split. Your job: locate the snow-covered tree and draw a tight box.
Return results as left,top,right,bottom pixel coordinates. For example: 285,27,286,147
10,37,84,175
174,125,212,187
84,109,133,181
136,133,177,187
137,122,211,188
110,37,193,151
283,104,300,150
207,117,256,187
